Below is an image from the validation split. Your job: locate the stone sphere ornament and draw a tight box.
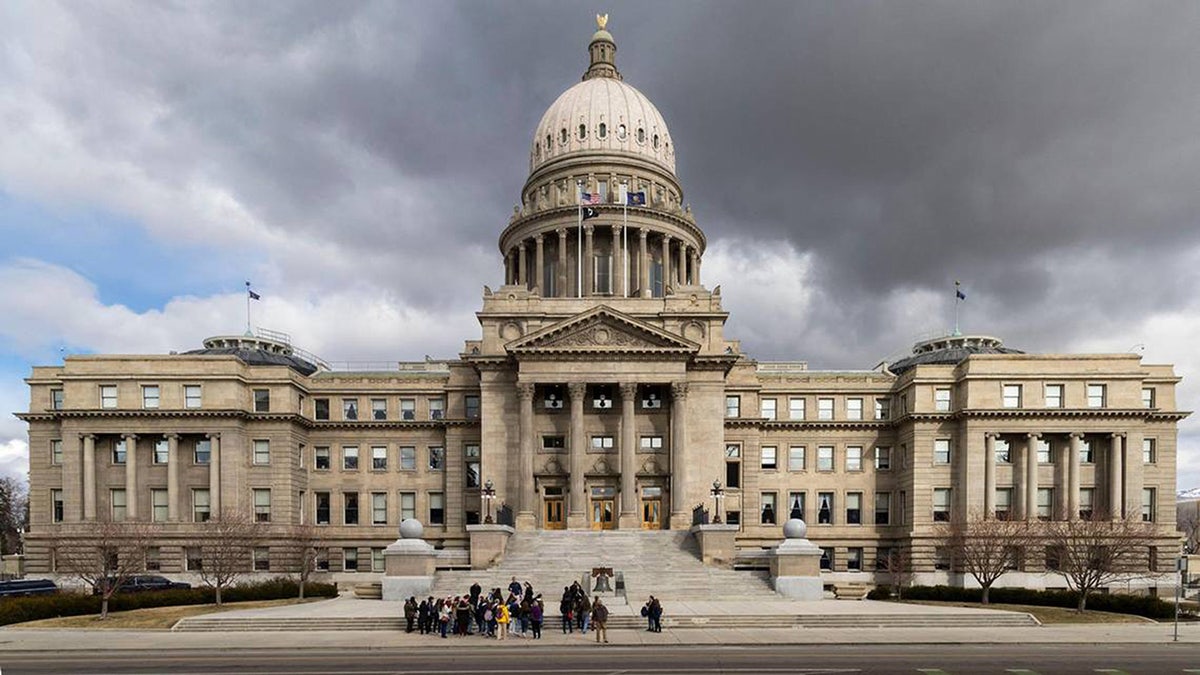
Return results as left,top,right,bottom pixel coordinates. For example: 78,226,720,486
399,518,424,540
782,518,807,540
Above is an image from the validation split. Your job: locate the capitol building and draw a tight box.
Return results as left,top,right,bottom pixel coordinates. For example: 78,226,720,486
20,21,1184,591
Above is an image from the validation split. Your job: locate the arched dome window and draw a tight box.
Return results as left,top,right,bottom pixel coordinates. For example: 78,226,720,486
637,127,645,144
618,124,627,140
653,134,659,149
560,128,568,144
578,123,587,140
598,122,607,139
545,135,551,152
535,144,541,160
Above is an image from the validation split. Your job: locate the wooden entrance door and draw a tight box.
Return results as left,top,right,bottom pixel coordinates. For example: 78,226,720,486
543,498,565,530
590,499,615,530
641,498,662,529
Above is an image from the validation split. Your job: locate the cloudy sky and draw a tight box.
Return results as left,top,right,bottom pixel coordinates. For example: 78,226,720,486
1,1,1197,490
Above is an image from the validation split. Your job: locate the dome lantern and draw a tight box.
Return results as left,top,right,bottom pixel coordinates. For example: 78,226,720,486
584,14,621,81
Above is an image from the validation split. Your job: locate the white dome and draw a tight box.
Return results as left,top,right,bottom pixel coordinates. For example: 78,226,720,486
530,77,675,176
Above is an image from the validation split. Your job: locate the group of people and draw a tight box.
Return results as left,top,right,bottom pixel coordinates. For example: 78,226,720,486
556,580,611,642
641,595,664,632
403,577,545,640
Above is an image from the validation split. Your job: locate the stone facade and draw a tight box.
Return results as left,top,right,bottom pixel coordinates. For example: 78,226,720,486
17,21,1187,591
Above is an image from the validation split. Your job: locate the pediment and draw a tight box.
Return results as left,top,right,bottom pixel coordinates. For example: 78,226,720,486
506,306,699,355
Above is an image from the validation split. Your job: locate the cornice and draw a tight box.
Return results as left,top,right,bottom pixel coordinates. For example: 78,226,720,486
726,418,891,431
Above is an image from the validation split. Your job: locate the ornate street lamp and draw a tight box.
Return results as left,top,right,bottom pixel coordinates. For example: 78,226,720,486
710,479,725,524
482,478,496,524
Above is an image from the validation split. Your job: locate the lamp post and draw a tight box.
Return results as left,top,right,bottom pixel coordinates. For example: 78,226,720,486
710,479,725,524
482,478,496,524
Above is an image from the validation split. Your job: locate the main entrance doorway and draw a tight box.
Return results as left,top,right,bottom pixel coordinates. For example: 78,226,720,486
641,486,663,530
543,486,565,529
590,486,616,530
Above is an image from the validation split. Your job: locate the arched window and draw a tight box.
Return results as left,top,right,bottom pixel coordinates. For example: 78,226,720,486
598,122,607,139
637,127,645,144
618,124,627,140
578,124,586,140
560,128,568,144
653,134,659,149
535,144,541,160
545,135,551,152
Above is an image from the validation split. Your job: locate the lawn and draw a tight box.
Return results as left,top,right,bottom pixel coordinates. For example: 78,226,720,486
898,600,1154,624
8,597,323,630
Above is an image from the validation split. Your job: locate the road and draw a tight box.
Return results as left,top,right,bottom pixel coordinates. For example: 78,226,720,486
1,644,1198,675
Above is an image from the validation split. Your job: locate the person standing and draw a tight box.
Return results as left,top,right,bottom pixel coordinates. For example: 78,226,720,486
559,588,574,634
650,596,663,633
404,596,418,633
577,594,591,635
496,600,510,641
591,597,609,644
508,576,523,599
418,597,431,635
530,598,544,639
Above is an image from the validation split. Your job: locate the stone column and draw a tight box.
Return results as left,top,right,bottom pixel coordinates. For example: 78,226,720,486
1068,432,1083,520
556,228,568,298
638,229,650,298
166,433,180,522
517,241,527,288
209,433,222,516
567,382,587,528
984,433,997,519
534,234,545,295
516,382,536,529
123,434,139,520
611,225,622,296
583,225,595,296
1109,432,1125,519
660,235,672,295
690,248,700,285
618,382,638,528
1025,433,1039,521
82,434,96,521
670,381,689,523
677,242,687,285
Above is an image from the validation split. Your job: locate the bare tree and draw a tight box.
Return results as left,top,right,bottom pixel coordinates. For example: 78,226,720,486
881,546,914,600
56,519,155,619
940,510,1034,604
192,509,265,605
1178,500,1200,555
278,523,325,599
1044,514,1158,612
0,476,28,555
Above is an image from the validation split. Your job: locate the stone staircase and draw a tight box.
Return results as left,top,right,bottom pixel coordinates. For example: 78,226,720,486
429,530,777,602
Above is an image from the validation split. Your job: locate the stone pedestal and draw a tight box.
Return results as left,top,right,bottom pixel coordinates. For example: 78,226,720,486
690,523,740,567
382,519,438,601
769,518,824,601
466,523,515,569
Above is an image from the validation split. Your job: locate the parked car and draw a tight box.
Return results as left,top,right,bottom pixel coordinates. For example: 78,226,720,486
93,575,191,595
0,578,59,597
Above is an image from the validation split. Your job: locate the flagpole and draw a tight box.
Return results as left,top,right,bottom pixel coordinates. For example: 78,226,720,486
576,181,583,298
245,281,252,334
621,181,628,298
954,281,961,336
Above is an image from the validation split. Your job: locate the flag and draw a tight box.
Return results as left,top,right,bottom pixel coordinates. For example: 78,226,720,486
955,281,966,301
581,206,600,220
580,192,601,205
625,191,646,206
246,282,261,301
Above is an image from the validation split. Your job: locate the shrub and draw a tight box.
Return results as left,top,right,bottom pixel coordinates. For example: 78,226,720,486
888,585,1175,620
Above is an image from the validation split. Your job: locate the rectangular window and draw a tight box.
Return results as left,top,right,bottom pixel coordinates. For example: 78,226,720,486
1037,488,1053,521
252,439,270,465
590,436,615,451
760,398,776,420
1002,384,1022,408
874,397,890,420
761,446,777,470
151,489,168,522
1142,388,1155,409
52,489,64,523
789,397,806,420
372,548,385,573
874,492,890,525
934,439,951,464
725,395,740,418
429,398,445,420
150,438,167,464
820,547,833,571
1087,384,1106,408
51,439,63,465
372,492,387,525
315,492,331,525
817,492,834,525
186,547,203,572
429,492,445,525
428,446,445,470
788,445,806,471
1079,487,1094,520
995,487,1013,520
1037,438,1052,464
1079,439,1094,464
1143,438,1156,464
934,546,951,571
100,385,117,409
253,389,270,412
817,397,834,420
544,387,565,410
113,439,127,465
1045,384,1064,408
253,547,270,572
192,489,210,522
846,492,862,525
874,446,891,471
847,547,863,571
342,446,359,471
142,385,160,409
639,436,663,451
343,548,358,572
760,492,777,525
51,388,64,410
144,546,161,572
934,387,951,412
465,451,480,489
846,398,863,420
846,446,863,472
370,398,387,420
399,446,416,471
651,259,664,297
641,386,663,409
1142,488,1155,522
400,398,416,420
371,446,387,471
899,490,907,525
110,488,127,521
725,444,741,488
465,395,480,419
399,492,416,521
253,488,271,523
342,398,358,421
594,253,612,294
786,492,805,521
932,488,951,522
817,446,834,472
343,492,359,525
315,446,331,470
314,398,330,420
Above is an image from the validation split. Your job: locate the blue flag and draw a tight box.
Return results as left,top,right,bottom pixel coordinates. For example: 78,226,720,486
955,288,966,300
246,281,261,301
626,191,646,206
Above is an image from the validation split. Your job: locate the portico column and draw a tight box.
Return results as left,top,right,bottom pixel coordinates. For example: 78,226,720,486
611,225,623,296
567,382,587,528
516,383,536,528
677,243,687,285
583,225,595,296
690,249,700,285
81,434,96,521
556,228,568,298
1068,432,1083,520
517,241,528,288
984,433,997,519
123,434,139,520
669,381,689,526
534,234,545,295
660,235,672,295
166,433,180,522
638,229,650,298
1109,432,1125,519
618,382,638,528
1024,433,1039,521
208,433,222,517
